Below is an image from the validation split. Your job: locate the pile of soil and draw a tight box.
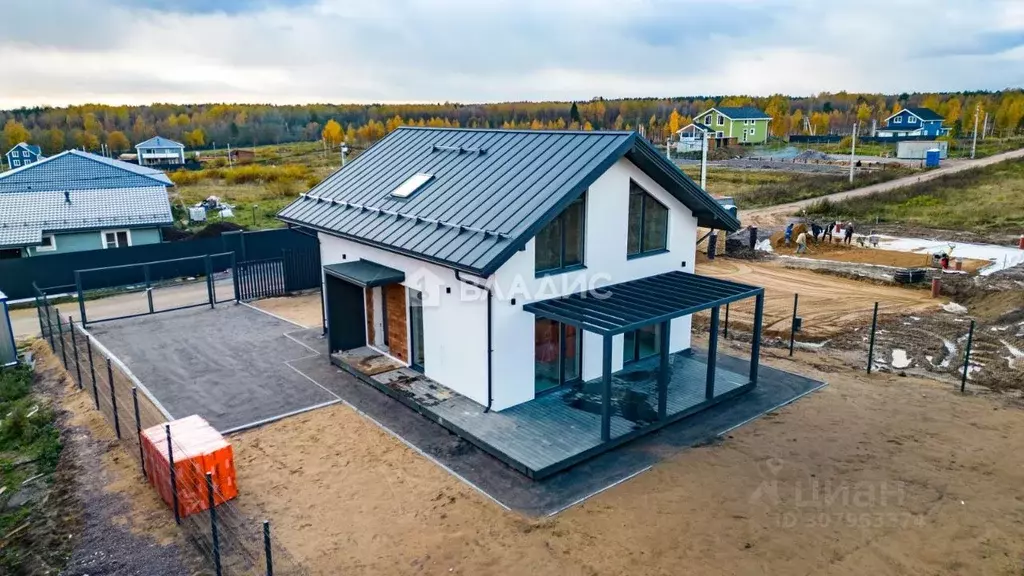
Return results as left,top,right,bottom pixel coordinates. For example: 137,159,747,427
161,221,247,242
793,149,830,162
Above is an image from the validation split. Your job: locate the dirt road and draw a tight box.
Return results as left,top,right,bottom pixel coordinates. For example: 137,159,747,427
743,147,1024,227
9,279,235,338
695,257,940,338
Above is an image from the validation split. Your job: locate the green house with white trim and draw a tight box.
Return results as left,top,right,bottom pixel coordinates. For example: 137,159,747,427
692,107,772,144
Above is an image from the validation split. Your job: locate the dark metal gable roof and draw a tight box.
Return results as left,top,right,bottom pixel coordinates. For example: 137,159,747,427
278,127,740,276
903,107,944,122
715,106,771,120
0,150,171,192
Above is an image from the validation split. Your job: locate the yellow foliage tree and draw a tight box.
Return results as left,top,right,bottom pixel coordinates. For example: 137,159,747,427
106,130,130,152
184,128,205,148
668,109,682,135
2,119,31,152
322,119,343,147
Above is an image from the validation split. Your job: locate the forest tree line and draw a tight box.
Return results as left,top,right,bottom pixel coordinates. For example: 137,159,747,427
3,90,1023,157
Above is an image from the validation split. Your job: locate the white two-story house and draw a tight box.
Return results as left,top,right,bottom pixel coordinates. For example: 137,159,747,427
278,127,765,478
135,136,185,166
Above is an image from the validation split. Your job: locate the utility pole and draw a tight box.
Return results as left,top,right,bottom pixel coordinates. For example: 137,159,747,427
227,143,233,167
700,129,708,190
971,104,980,160
849,122,858,184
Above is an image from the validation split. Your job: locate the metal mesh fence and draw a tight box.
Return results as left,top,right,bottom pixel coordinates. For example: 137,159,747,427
690,288,1023,399
35,285,308,575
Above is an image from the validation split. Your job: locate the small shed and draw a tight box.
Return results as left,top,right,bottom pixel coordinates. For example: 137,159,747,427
897,140,948,160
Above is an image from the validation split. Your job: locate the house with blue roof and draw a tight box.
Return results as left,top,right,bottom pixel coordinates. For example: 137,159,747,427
876,107,950,138
278,127,767,478
691,106,772,144
0,150,173,258
136,136,185,166
4,143,44,170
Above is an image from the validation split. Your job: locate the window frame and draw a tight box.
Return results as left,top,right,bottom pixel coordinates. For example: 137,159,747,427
534,192,587,276
626,180,670,259
36,234,57,252
717,115,725,126
893,116,902,124
101,229,132,249
908,116,917,124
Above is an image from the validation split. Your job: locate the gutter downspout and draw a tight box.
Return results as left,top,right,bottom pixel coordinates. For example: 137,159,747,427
455,270,494,413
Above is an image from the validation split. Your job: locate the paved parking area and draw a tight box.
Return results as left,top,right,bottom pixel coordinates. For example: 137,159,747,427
86,304,339,432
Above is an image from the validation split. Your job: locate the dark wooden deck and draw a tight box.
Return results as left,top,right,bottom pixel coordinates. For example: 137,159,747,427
332,349,752,479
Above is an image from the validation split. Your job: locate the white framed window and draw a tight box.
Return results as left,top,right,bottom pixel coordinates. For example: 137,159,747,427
11,159,20,167
102,229,132,249
717,115,725,126
705,114,713,124
36,235,57,252
716,131,724,138
908,116,917,124
893,116,902,124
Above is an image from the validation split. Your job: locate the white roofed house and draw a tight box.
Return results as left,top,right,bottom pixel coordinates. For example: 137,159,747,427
278,127,768,478
0,150,173,259
135,136,186,166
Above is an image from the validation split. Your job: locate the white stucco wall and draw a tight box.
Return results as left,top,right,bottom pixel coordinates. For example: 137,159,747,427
490,157,698,409
318,156,699,412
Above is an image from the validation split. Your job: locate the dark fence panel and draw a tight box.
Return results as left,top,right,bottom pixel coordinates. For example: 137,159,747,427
236,258,287,301
282,248,322,293
1,228,317,300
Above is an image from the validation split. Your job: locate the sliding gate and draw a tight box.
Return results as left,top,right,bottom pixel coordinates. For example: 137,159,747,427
235,248,321,302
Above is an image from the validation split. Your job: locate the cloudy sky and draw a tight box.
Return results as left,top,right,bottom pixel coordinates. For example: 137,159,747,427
2,0,1023,108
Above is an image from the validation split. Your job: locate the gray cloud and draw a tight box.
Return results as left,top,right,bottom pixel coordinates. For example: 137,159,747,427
1,0,1022,108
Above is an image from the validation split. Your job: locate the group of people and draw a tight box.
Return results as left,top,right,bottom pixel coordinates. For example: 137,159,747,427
785,220,856,254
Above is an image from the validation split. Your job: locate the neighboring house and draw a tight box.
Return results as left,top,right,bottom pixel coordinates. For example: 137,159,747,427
875,108,950,138
0,150,173,258
4,143,43,170
0,186,172,259
136,136,186,166
278,127,765,477
692,107,772,144
675,122,735,152
228,148,255,164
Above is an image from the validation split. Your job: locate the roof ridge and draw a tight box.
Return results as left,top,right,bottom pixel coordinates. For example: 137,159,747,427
395,126,635,136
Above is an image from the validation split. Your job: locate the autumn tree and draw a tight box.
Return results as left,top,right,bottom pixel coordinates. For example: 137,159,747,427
322,119,343,147
43,128,65,154
184,128,205,148
668,109,682,135
2,119,30,152
106,130,130,152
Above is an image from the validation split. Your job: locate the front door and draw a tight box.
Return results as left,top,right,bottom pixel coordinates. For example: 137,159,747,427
408,289,425,371
535,319,581,393
325,275,366,353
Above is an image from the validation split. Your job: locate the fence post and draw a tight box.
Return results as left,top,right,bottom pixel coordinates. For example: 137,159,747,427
75,270,88,327
35,295,46,339
166,424,180,525
206,254,215,309
867,302,879,374
788,294,799,357
132,387,146,476
207,472,223,576
232,252,241,302
86,338,99,408
107,358,121,439
723,302,730,339
144,264,155,315
44,301,55,349
56,308,68,367
264,520,274,576
70,318,83,389
961,319,975,393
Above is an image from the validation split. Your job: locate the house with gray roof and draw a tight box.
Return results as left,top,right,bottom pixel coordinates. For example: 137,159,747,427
4,143,44,171
876,107,950,138
278,127,767,477
136,136,185,166
0,150,173,258
692,106,772,144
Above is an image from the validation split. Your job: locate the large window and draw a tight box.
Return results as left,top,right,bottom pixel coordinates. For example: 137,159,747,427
102,229,131,249
535,319,581,393
535,193,585,274
623,324,660,364
627,181,668,257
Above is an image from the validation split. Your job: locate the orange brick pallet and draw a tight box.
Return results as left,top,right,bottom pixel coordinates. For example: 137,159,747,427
141,415,238,518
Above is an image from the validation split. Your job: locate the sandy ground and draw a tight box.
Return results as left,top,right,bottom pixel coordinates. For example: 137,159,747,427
229,341,1024,575
695,258,941,338
253,292,323,328
742,147,1024,228
770,242,991,274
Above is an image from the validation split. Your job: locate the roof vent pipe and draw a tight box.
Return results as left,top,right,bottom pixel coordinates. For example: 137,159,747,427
63,190,71,204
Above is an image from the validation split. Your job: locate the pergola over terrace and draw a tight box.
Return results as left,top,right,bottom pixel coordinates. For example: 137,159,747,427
524,270,765,442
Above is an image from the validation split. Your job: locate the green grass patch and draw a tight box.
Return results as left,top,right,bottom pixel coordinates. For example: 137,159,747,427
802,158,1024,232
683,167,911,208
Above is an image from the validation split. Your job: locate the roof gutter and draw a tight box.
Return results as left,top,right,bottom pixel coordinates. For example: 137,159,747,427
454,270,494,413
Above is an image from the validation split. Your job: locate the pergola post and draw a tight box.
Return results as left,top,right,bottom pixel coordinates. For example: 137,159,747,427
601,335,612,442
750,293,765,385
706,306,720,399
657,320,670,420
